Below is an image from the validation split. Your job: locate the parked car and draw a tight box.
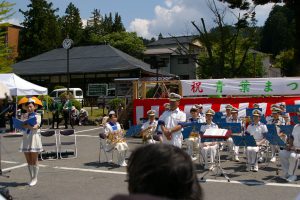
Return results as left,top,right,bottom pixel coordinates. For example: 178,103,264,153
50,88,83,103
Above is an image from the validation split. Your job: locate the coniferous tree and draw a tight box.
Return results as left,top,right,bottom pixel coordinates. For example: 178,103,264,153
60,2,83,45
112,13,125,32
0,1,14,72
19,0,61,60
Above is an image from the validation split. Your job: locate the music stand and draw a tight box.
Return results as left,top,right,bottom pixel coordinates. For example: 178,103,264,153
264,124,286,173
200,129,231,182
0,130,10,178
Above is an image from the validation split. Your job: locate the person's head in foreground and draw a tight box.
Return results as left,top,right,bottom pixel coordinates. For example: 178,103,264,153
127,144,203,200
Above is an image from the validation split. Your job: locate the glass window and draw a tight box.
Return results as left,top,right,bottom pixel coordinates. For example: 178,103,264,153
178,58,189,64
76,90,83,96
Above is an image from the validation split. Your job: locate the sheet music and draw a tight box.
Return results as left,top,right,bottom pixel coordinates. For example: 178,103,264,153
203,128,228,136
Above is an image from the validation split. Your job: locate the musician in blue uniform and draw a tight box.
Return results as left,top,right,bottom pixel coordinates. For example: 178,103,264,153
245,109,268,172
200,109,218,170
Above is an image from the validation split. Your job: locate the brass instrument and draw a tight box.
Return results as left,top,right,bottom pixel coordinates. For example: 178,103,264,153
142,124,157,143
189,125,200,138
107,129,126,145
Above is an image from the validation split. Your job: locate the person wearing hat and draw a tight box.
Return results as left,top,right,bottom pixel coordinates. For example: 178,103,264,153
226,107,243,161
140,110,158,144
184,106,201,161
245,109,268,172
195,104,206,123
253,103,260,109
221,104,233,122
19,98,43,186
267,107,285,162
279,108,300,182
199,108,219,170
103,111,129,166
159,93,186,148
163,103,170,112
282,112,291,125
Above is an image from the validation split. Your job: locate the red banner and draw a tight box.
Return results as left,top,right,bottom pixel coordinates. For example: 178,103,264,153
133,96,300,125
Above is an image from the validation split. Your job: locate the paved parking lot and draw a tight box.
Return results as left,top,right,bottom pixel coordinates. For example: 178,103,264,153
0,126,300,200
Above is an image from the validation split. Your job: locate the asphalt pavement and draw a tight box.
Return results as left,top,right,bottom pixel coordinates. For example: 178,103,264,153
0,125,300,200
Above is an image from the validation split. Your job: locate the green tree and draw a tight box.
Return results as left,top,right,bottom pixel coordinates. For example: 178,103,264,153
90,32,145,59
274,49,294,76
260,5,295,56
19,0,62,60
112,12,125,32
220,0,300,75
60,2,83,45
0,1,14,73
102,13,113,34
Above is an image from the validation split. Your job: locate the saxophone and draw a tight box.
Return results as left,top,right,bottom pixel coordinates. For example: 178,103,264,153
107,129,126,145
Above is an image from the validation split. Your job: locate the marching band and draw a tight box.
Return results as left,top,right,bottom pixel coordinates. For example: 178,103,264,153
132,93,300,182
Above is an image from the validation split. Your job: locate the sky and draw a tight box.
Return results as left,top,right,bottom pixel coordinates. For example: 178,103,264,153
7,0,280,39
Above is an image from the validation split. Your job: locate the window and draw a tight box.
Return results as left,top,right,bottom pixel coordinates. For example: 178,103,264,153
178,58,189,64
179,75,189,80
76,90,83,96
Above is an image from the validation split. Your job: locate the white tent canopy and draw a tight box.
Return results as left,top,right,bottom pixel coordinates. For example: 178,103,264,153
0,82,11,99
0,73,47,96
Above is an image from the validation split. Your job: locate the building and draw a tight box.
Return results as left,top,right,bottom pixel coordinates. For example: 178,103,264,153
13,45,173,98
144,36,204,79
3,24,22,58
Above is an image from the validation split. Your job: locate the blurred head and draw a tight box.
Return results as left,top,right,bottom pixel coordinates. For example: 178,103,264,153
169,93,181,111
25,101,36,113
190,107,198,118
109,113,118,123
127,144,202,200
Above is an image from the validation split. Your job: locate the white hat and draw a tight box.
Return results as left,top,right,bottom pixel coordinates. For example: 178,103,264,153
190,106,198,112
252,109,262,116
225,104,233,110
206,108,215,115
71,106,76,110
272,107,282,114
195,104,203,109
163,102,170,108
147,110,156,116
108,110,116,115
231,107,238,113
169,93,181,101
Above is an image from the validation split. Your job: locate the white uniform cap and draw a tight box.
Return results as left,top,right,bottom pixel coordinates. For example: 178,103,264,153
206,108,215,115
252,109,262,116
147,110,156,116
231,107,238,113
169,93,182,101
108,110,116,115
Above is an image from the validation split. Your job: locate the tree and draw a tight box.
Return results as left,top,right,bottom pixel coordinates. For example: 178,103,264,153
274,49,294,76
180,0,263,78
19,0,62,60
60,2,83,45
112,13,125,32
220,0,300,75
90,32,145,59
260,5,295,56
0,1,14,73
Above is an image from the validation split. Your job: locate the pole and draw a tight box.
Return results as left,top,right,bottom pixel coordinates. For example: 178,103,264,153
67,48,70,95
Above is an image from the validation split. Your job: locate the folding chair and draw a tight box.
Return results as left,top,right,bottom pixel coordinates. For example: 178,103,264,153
40,130,58,160
58,129,77,159
98,127,116,163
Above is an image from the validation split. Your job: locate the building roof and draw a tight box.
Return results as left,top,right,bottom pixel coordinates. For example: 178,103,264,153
13,45,173,76
147,35,198,47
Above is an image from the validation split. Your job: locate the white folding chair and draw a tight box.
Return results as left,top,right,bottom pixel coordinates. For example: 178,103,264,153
58,129,77,159
40,130,58,160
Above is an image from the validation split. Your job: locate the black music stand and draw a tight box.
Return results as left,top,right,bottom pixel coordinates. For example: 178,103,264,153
0,130,10,178
200,129,231,182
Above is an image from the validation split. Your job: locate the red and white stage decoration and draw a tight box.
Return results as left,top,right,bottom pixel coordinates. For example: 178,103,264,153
133,97,300,125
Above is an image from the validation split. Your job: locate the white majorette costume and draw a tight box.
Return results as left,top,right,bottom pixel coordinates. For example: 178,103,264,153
159,93,186,148
103,115,128,166
226,107,243,161
279,110,300,182
184,106,201,161
245,109,268,172
140,110,158,144
200,109,218,170
19,112,43,153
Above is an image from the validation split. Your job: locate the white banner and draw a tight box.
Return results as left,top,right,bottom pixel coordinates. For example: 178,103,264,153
181,78,300,96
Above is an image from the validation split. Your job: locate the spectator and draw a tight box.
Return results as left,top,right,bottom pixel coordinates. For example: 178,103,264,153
70,106,79,126
0,99,7,133
126,144,202,200
79,108,88,126
5,99,16,132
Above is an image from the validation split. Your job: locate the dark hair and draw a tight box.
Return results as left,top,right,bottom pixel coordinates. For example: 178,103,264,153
127,144,202,200
109,114,117,119
25,101,35,106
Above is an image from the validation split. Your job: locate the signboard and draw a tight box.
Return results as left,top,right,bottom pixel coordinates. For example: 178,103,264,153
87,84,107,96
181,77,300,96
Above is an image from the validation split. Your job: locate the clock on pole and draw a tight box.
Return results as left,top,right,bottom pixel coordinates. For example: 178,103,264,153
62,38,73,49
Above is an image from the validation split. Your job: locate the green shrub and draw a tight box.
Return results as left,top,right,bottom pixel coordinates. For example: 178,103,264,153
71,99,82,110
108,98,125,111
54,85,66,90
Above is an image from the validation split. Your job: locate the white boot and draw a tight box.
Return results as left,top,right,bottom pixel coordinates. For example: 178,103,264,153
29,165,39,186
27,165,33,184
118,152,127,167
